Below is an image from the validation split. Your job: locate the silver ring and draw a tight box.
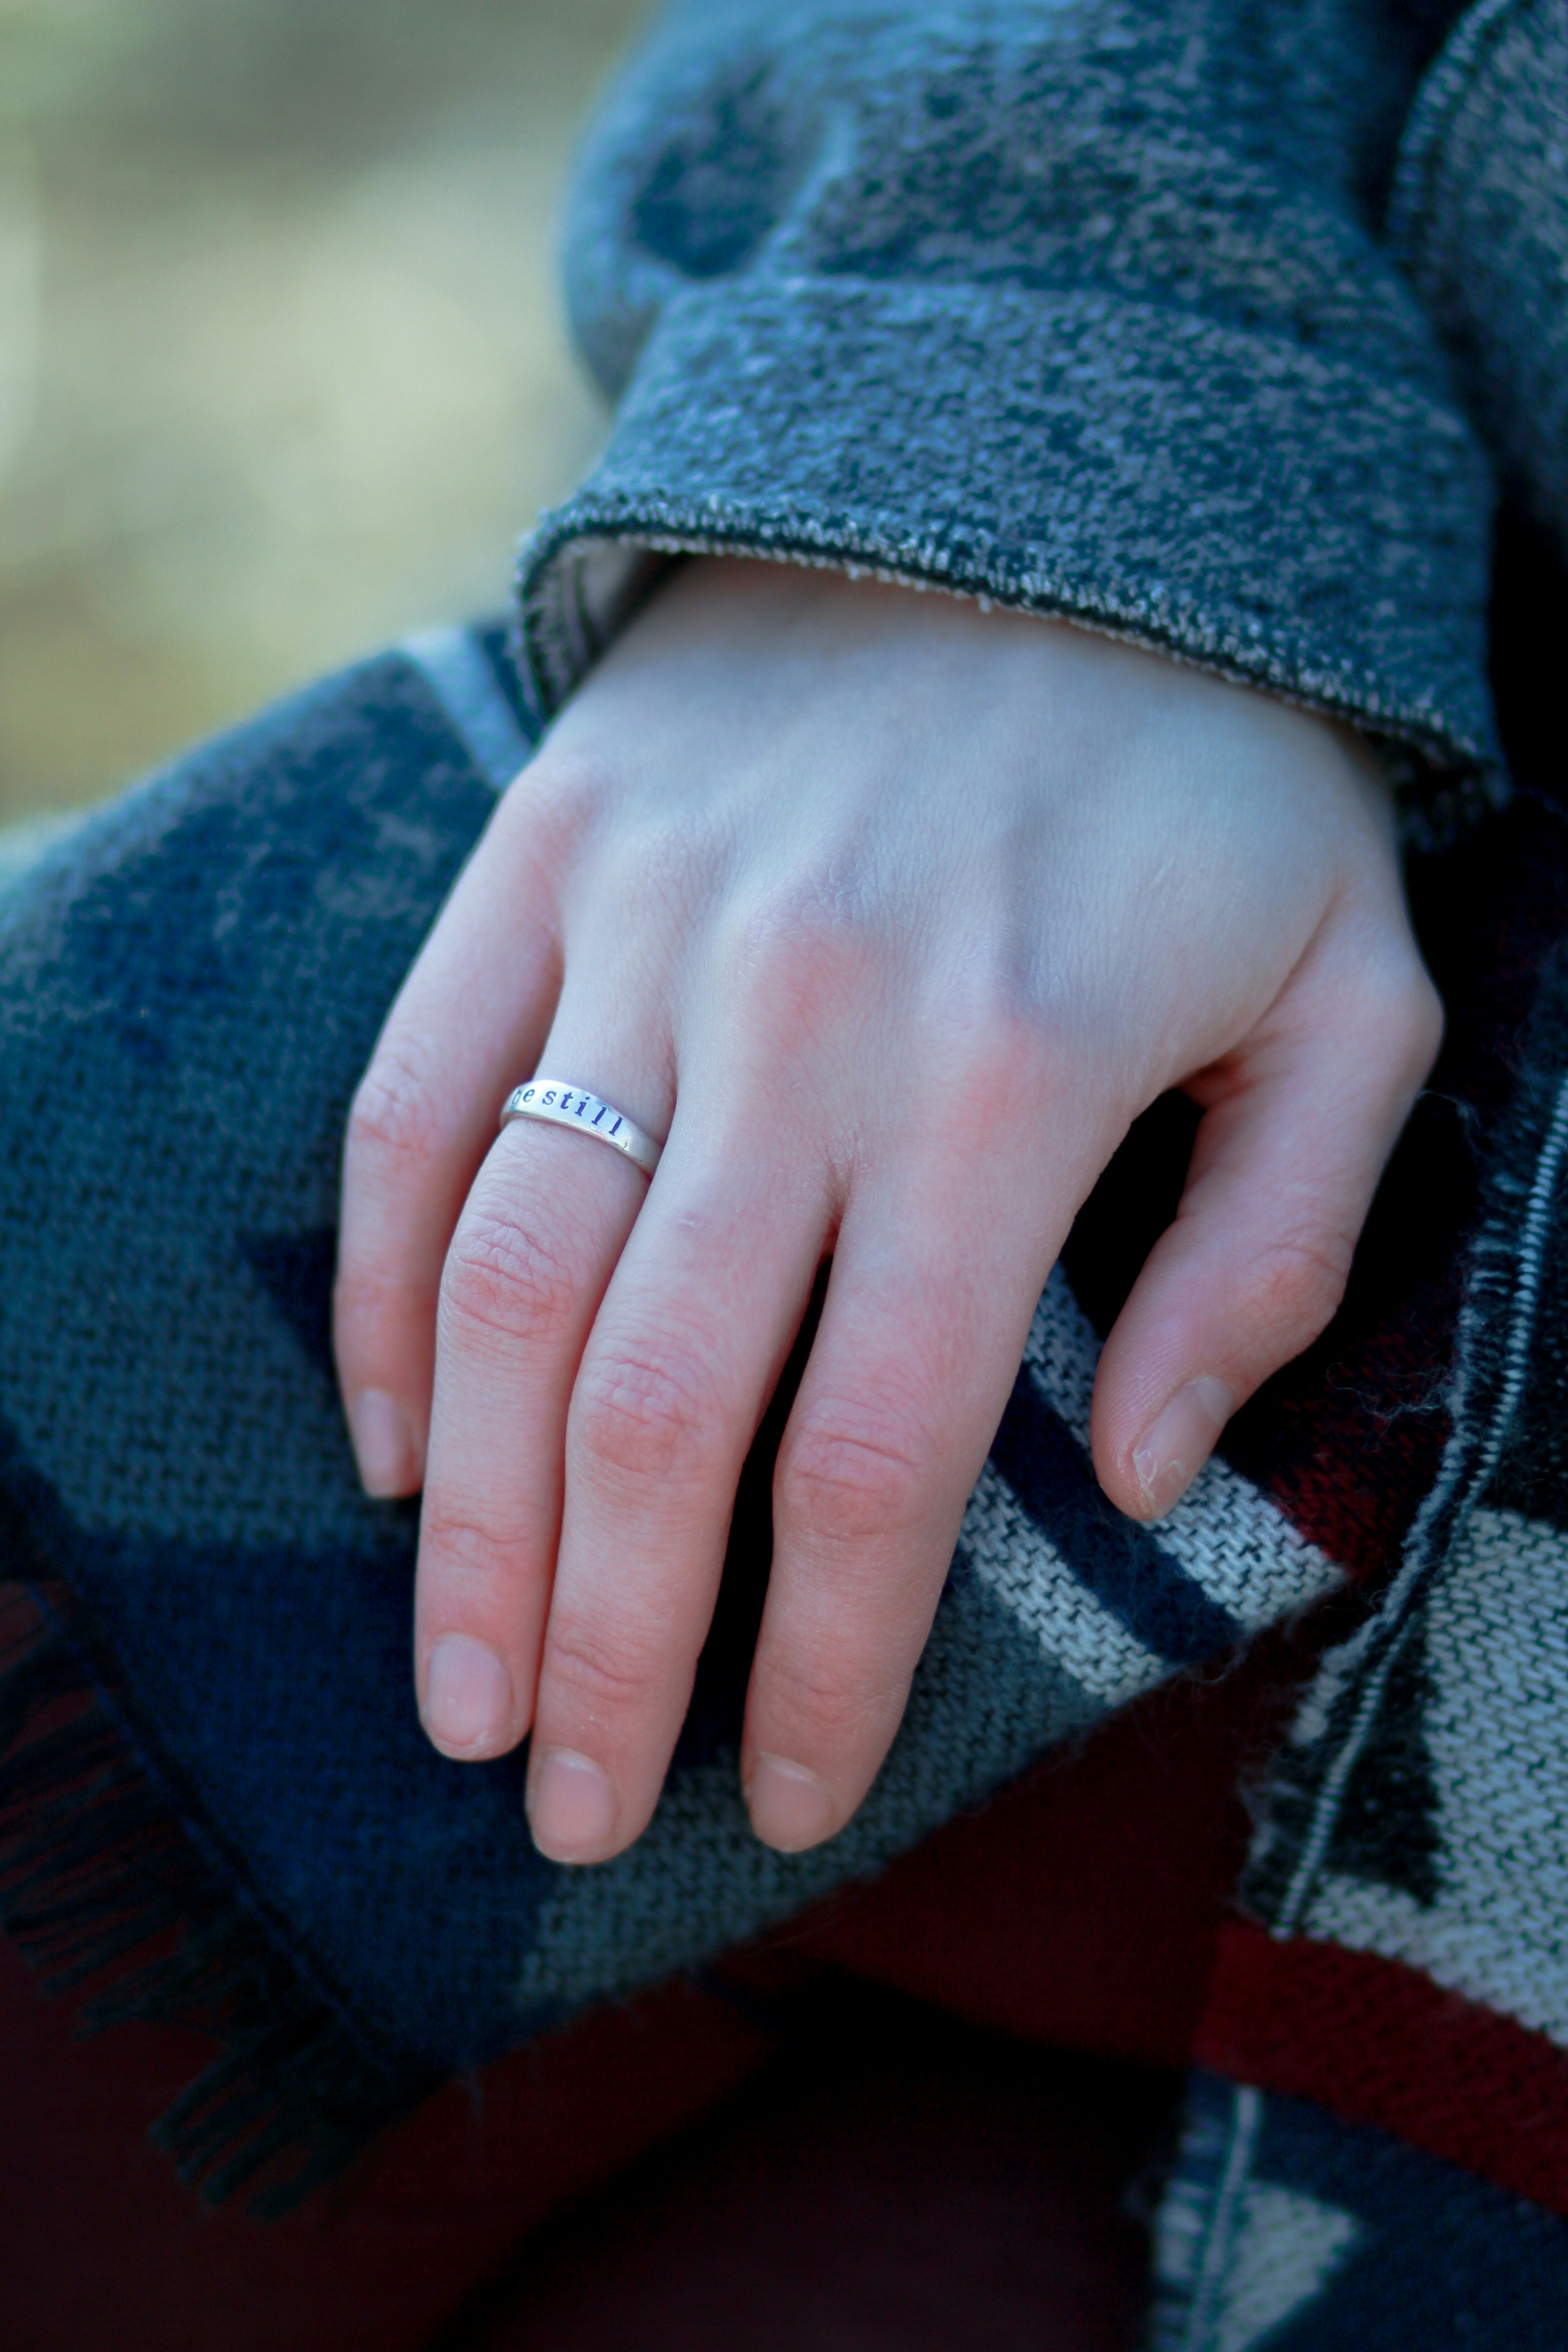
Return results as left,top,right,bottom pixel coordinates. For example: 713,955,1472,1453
500,1077,662,1176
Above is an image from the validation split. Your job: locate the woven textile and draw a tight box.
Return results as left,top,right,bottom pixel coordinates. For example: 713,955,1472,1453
1146,489,1568,2342
1151,2073,1568,2350
0,610,1564,2253
5,0,1568,2326
0,615,1465,2193
1150,896,1568,2340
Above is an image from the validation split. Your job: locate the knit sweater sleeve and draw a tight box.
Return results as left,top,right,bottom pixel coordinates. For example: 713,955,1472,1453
516,0,1498,828
1392,0,1568,566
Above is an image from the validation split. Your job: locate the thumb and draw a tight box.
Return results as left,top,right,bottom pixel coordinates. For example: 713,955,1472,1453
1090,936,1442,1520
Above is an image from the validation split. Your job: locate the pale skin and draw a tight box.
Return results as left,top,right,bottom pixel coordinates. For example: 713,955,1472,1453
333,559,1443,1865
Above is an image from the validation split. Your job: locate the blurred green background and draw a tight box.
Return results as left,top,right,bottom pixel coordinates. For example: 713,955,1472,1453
0,0,645,823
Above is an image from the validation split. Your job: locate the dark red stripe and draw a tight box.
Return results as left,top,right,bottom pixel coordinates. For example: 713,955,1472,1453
1196,1921,1568,2216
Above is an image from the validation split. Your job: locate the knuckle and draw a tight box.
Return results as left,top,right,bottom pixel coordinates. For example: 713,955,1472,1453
331,1254,419,1339
440,1205,582,1349
557,800,725,947
759,1647,905,1753
1345,949,1445,1090
777,1407,930,1548
516,748,615,852
719,889,882,1039
611,812,721,916
346,1042,447,1182
544,1621,667,1726
570,1344,724,1488
1249,1226,1355,1345
923,1002,1075,1143
417,1502,518,1588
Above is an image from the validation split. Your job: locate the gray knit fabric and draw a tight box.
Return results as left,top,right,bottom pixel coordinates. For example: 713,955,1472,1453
1392,0,1568,564
517,0,1501,826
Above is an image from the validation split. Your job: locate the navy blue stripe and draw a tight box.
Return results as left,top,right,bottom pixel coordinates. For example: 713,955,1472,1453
988,1371,1242,1667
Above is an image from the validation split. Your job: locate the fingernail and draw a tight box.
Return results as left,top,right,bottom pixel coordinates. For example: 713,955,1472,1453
528,1749,618,1862
1132,1376,1234,1517
348,1389,418,1498
745,1754,837,1853
423,1635,513,1757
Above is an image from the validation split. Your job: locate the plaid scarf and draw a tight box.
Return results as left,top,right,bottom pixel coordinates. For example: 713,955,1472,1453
2,618,1566,2335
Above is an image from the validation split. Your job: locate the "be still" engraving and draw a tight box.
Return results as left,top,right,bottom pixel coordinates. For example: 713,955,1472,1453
516,1084,624,1142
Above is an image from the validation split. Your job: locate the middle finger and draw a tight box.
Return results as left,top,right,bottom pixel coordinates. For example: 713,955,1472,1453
523,1092,833,1862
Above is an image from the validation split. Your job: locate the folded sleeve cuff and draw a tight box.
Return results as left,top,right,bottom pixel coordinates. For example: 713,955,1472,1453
517,273,1503,840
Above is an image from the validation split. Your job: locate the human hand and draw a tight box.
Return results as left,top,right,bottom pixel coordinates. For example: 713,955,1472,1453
333,560,1441,1865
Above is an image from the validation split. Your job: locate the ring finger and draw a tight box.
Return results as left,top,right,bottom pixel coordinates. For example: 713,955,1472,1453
413,1026,671,1760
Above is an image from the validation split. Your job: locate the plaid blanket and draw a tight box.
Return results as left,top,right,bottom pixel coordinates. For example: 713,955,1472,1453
1,623,1566,2332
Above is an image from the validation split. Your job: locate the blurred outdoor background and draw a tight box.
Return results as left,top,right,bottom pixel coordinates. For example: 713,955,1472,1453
0,0,646,826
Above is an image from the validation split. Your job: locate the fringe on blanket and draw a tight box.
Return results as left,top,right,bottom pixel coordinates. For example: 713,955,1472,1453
0,1582,438,2213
